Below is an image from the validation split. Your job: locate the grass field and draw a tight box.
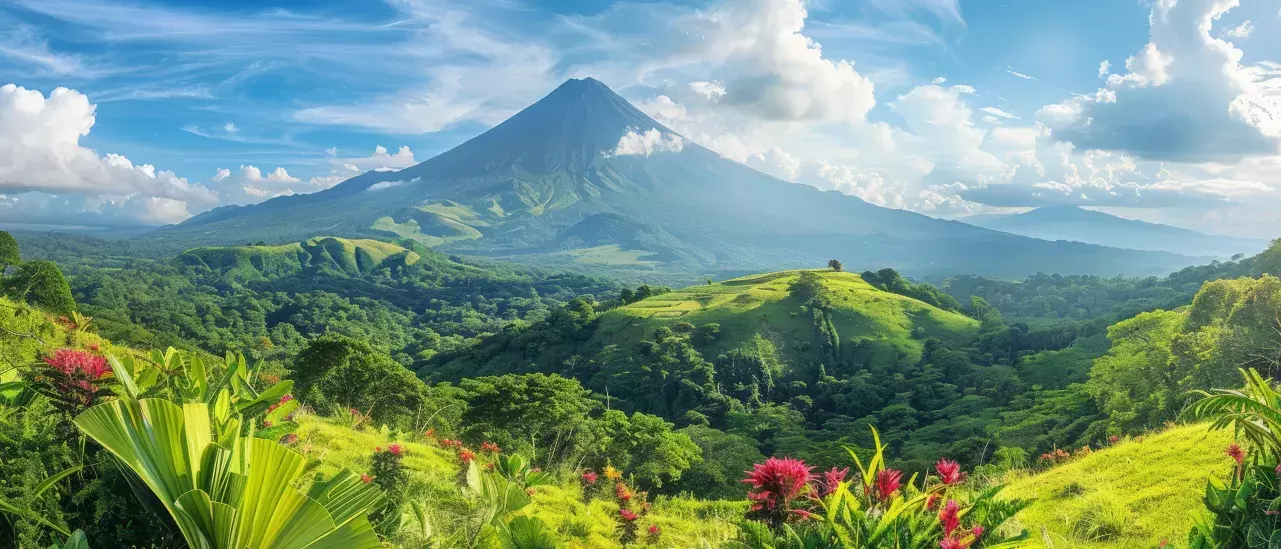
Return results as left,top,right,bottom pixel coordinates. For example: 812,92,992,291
592,269,979,369
293,414,741,548
1002,422,1232,549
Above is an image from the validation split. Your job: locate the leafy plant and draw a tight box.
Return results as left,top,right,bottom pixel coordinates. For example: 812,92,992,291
73,377,384,548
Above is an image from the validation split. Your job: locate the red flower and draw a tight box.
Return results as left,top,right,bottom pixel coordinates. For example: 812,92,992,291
582,471,599,484
935,458,964,485
647,524,661,537
425,428,436,439
619,509,639,522
939,539,965,549
282,434,299,445
971,525,984,540
387,443,403,456
279,394,293,404
485,462,496,471
741,457,814,512
819,467,849,496
262,420,273,428
44,349,110,379
360,473,373,484
459,449,476,463
1108,435,1120,445
88,343,100,351
939,500,960,537
374,446,382,453
874,469,903,500
1227,443,1245,465
480,441,502,453
616,482,633,501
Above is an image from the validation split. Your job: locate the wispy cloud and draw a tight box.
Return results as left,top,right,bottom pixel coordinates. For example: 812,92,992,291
1006,67,1037,80
0,26,84,75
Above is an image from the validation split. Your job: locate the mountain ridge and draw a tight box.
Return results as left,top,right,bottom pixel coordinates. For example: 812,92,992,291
965,205,1267,258
144,77,1204,280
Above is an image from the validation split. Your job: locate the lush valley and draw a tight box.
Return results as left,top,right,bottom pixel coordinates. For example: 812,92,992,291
4,226,1281,549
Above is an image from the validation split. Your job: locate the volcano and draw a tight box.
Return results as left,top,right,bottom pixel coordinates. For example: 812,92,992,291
148,78,1203,280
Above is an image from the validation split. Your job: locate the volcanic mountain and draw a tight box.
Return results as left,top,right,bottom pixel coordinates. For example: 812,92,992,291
964,205,1267,258
147,78,1202,279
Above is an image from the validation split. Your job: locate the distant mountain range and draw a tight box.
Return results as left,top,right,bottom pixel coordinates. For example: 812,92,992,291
143,78,1205,280
963,205,1268,258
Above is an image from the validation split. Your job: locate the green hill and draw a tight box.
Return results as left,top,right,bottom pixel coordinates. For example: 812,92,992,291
592,270,979,372
1003,423,1231,548
177,236,422,280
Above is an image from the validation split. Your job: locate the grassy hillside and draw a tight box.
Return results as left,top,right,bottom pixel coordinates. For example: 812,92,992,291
593,270,979,371
295,415,741,548
1004,423,1232,548
177,236,421,281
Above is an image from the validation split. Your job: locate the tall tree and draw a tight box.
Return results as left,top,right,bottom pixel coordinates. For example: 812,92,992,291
0,231,18,272
5,260,74,315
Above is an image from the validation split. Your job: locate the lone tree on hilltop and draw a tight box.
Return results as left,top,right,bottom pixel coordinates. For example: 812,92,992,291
827,259,843,272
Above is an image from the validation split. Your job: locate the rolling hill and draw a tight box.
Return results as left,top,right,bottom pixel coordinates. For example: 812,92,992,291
591,269,978,371
965,205,1268,258
177,236,422,281
144,78,1201,281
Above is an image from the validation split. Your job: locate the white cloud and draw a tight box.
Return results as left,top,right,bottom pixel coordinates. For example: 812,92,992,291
689,81,726,101
1098,60,1111,79
210,164,353,206
328,145,417,172
1225,20,1253,38
1006,68,1036,80
979,106,1018,119
636,96,687,123
224,122,237,135
0,84,218,214
1043,0,1280,162
952,85,976,94
609,128,685,157
0,26,84,76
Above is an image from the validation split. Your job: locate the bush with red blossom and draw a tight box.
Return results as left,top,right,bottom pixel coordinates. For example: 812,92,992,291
31,348,112,416
742,456,814,529
370,443,408,509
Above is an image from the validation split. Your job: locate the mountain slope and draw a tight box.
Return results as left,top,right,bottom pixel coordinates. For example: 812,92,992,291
145,78,1203,279
965,205,1267,258
178,236,421,281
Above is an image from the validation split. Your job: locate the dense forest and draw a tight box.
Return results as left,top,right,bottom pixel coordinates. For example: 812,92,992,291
3,230,1281,548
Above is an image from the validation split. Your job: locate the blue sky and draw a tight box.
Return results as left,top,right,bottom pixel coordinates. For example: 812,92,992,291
0,0,1279,237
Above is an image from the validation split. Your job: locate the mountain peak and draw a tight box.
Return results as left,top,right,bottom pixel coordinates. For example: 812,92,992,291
392,76,670,179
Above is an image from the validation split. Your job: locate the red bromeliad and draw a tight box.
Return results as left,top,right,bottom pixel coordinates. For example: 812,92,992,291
819,467,849,497
935,458,965,485
874,468,903,501
939,500,960,537
387,443,403,456
743,457,814,512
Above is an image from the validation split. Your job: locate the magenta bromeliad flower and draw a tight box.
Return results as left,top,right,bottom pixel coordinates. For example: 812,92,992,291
935,458,965,485
873,469,903,501
581,471,599,484
387,443,404,456
618,509,639,522
44,349,110,379
939,499,961,537
819,467,849,497
742,457,814,512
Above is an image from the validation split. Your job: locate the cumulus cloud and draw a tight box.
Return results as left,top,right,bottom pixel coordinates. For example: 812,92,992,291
210,164,353,206
1042,0,1280,162
609,128,685,157
1098,60,1111,79
0,83,218,223
689,81,726,101
636,96,687,123
327,145,417,172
